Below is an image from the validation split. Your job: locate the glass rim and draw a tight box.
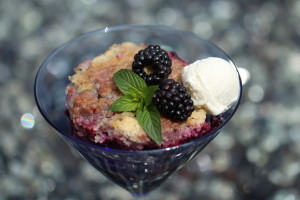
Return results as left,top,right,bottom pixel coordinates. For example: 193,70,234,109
34,24,243,154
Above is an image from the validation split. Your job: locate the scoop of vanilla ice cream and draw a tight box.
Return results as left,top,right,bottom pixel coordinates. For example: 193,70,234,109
181,57,240,115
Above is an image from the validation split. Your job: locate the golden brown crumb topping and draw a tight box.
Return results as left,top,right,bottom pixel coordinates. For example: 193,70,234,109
66,42,206,146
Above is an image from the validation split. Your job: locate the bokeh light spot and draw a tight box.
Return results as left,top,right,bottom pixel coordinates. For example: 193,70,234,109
248,85,264,103
21,113,35,129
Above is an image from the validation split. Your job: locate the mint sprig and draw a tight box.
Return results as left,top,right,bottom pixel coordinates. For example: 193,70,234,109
109,69,162,145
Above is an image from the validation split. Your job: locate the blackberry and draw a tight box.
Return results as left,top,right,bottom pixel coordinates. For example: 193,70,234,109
206,115,223,128
132,45,172,85
152,79,194,122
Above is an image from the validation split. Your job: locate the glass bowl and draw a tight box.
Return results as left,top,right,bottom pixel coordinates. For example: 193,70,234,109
34,25,242,196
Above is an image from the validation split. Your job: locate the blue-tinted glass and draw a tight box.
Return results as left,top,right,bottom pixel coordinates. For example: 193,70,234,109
34,25,242,196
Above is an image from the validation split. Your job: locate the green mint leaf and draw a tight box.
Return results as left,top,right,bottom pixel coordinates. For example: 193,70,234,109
113,69,147,96
142,85,158,106
136,103,162,146
128,87,144,99
109,95,139,112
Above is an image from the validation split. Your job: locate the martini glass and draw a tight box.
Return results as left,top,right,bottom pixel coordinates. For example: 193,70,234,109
34,25,242,196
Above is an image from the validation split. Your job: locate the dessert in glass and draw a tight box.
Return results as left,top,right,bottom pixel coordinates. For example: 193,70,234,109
34,25,242,196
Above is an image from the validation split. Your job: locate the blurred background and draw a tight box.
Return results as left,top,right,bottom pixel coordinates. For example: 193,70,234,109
1,0,300,199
